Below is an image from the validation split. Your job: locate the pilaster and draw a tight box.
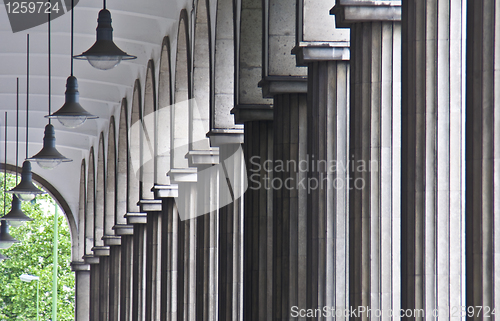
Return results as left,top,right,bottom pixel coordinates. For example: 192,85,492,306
466,0,500,314
402,0,466,316
332,1,402,318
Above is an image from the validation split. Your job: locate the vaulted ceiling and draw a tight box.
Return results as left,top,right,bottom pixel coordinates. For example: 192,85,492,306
0,0,189,219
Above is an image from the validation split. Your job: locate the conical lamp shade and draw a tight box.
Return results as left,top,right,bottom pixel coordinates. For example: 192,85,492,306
0,252,8,262
27,124,72,170
0,221,19,249
46,76,98,128
73,9,136,70
8,160,45,201
0,195,32,227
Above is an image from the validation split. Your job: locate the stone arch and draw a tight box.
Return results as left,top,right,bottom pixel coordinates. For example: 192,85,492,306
129,80,141,212
105,117,116,236
142,60,156,199
157,37,172,185
192,0,211,150
4,163,80,262
117,99,128,223
85,147,95,257
212,0,236,130
172,10,191,170
94,134,105,249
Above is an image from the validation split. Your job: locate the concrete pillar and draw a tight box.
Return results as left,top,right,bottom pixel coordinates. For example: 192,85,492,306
72,262,91,321
466,0,500,315
145,211,162,321
241,117,273,321
103,236,122,321
293,1,351,318
126,214,147,321
332,1,402,318
402,0,466,317
119,233,134,321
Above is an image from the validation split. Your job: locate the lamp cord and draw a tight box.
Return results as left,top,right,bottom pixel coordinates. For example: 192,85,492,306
15,78,19,184
48,4,52,122
103,0,106,9
71,0,74,76
26,34,29,160
4,112,7,217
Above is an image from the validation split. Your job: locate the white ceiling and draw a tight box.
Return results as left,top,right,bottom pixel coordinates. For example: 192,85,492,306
0,0,190,223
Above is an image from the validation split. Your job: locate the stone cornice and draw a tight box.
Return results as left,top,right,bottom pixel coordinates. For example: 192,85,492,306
206,129,244,146
169,168,198,183
231,104,274,124
71,261,91,272
331,0,401,27
186,149,220,166
292,43,350,66
125,212,148,225
138,199,163,212
102,235,122,246
112,224,135,235
258,76,308,98
152,184,179,198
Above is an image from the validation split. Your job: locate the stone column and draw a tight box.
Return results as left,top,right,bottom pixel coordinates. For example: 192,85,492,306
103,236,122,321
293,1,351,318
72,262,91,321
125,213,147,321
116,227,134,321
235,107,273,321
466,0,500,315
332,1,402,318
402,0,466,317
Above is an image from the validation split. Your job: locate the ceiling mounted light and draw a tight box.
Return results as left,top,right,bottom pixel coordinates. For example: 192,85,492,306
73,0,136,70
46,0,98,128
30,12,72,169
9,161,45,202
0,221,19,250
1,96,33,227
28,124,72,169
8,36,45,202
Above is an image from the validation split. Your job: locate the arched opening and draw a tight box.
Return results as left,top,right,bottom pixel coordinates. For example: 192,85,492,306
192,0,211,151
157,37,172,185
94,134,105,249
142,60,156,200
129,82,141,213
117,100,128,223
0,171,76,319
85,148,95,258
105,118,116,236
78,160,86,262
172,11,191,170
213,0,236,130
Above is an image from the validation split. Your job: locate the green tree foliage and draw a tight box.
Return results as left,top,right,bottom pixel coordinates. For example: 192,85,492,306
0,173,75,320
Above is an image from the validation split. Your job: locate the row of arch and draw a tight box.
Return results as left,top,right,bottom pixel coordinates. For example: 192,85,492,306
74,0,234,263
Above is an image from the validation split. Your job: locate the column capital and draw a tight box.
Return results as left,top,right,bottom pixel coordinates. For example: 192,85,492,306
91,246,110,257
231,104,273,124
292,44,350,66
186,149,220,167
83,254,100,265
112,223,135,235
258,76,307,98
125,212,148,225
102,235,122,246
152,184,178,198
169,168,198,183
206,128,244,146
331,0,401,27
71,261,91,272
138,199,162,212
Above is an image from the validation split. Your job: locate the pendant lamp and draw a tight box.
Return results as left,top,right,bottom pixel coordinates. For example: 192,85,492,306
8,35,45,202
46,0,98,128
1,92,33,227
73,0,136,70
28,11,72,169
0,221,19,250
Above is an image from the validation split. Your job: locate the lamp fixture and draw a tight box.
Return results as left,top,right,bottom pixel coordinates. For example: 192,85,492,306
1,91,33,227
8,35,45,201
0,221,19,250
46,0,98,128
73,0,136,70
29,12,72,169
